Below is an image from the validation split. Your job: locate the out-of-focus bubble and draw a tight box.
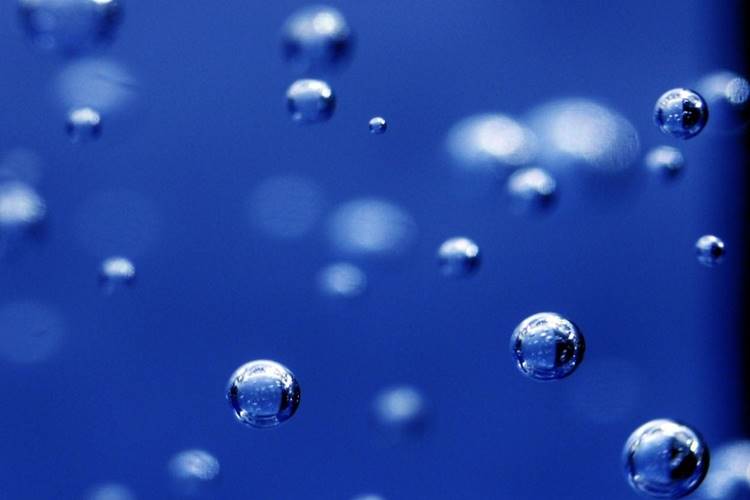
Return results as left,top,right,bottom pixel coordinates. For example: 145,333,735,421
696,235,725,267
0,149,43,185
54,58,138,116
696,71,750,133
372,385,428,444
66,106,102,143
17,0,122,54
286,79,335,124
700,441,750,499
368,116,387,134
506,167,557,212
0,181,47,233
281,5,353,73
565,358,640,425
226,360,301,429
446,113,538,179
437,237,480,278
510,312,585,381
168,449,220,497
99,256,135,293
645,146,685,179
352,495,386,500
317,262,367,299
528,99,640,172
328,198,417,258
85,483,136,500
623,419,709,498
247,175,324,240
0,301,64,364
654,88,709,140
74,189,160,258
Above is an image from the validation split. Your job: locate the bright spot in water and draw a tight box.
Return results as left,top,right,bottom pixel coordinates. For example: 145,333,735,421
85,483,136,500
66,106,102,142
506,167,557,212
55,58,138,116
645,145,685,178
286,79,335,124
281,5,353,73
226,360,301,429
17,0,122,54
700,441,750,499
0,181,46,232
352,495,386,500
328,198,417,258
99,256,135,292
369,116,387,134
168,449,220,497
528,98,640,172
247,175,324,240
695,235,725,267
437,237,480,278
318,262,367,299
654,88,709,140
372,385,428,443
510,312,585,381
0,301,64,364
696,71,750,132
623,419,709,498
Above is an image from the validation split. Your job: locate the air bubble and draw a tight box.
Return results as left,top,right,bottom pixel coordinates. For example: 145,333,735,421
696,71,750,132
66,107,102,142
226,360,301,429
281,5,353,73
654,88,709,140
372,385,428,443
99,256,135,292
286,79,335,124
645,146,685,178
506,167,557,212
318,262,367,299
510,312,585,381
437,237,480,278
695,235,724,267
168,449,220,497
369,116,387,134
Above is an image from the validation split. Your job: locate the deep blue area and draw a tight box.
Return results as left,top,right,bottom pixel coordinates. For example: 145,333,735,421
0,1,746,499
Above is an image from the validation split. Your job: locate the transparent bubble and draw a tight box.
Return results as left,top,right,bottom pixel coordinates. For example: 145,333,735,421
85,483,136,500
66,106,102,143
437,237,480,278
226,360,301,429
318,262,367,299
696,71,750,133
645,146,685,178
528,99,640,172
17,0,122,54
369,116,387,134
54,58,138,116
510,312,585,381
99,256,135,292
281,5,353,73
700,441,750,499
623,419,709,498
328,198,417,258
696,235,725,267
247,175,324,240
0,301,64,364
0,181,46,232
372,385,428,443
286,79,335,124
506,167,557,212
654,88,709,140
168,449,220,497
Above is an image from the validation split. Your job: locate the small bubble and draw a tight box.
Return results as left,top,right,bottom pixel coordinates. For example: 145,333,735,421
437,237,480,278
645,146,685,178
372,385,428,443
99,256,135,292
85,483,136,500
318,262,367,299
506,167,557,212
654,88,709,139
623,419,709,498
510,312,585,381
369,116,387,134
281,5,353,73
168,449,220,497
696,235,725,267
286,79,335,124
696,71,750,132
352,495,386,500
0,181,46,232
66,107,102,142
226,360,301,429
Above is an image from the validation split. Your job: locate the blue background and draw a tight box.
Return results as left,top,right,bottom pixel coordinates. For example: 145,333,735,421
0,1,746,498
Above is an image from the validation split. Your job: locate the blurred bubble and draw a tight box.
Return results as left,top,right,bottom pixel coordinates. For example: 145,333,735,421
528,99,640,172
352,495,386,500
281,5,353,73
372,385,428,444
317,262,367,299
645,146,685,179
696,235,725,267
0,301,64,364
66,106,102,143
700,441,750,499
654,88,709,140
623,419,709,498
328,198,417,258
0,181,47,233
54,58,138,116
506,167,557,212
0,149,43,185
74,189,160,258
565,358,640,424
168,449,220,497
286,79,336,124
247,175,324,240
369,116,387,135
17,0,122,54
99,256,135,293
510,312,585,381
85,483,136,500
226,360,301,429
696,71,750,133
436,237,480,278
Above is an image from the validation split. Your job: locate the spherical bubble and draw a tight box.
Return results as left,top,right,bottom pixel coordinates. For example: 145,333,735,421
510,312,585,381
318,262,367,299
506,167,557,212
696,71,750,133
85,483,136,500
654,88,709,140
696,235,725,267
226,360,301,429
0,301,64,364
369,116,387,134
446,113,538,178
286,79,335,124
281,5,353,73
168,449,220,497
66,106,102,143
528,99,640,172
437,237,480,278
247,175,324,240
328,198,417,258
99,256,135,292
623,419,709,498
0,181,46,232
54,58,138,116
17,0,122,54
700,441,750,499
645,146,685,178
372,385,428,443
